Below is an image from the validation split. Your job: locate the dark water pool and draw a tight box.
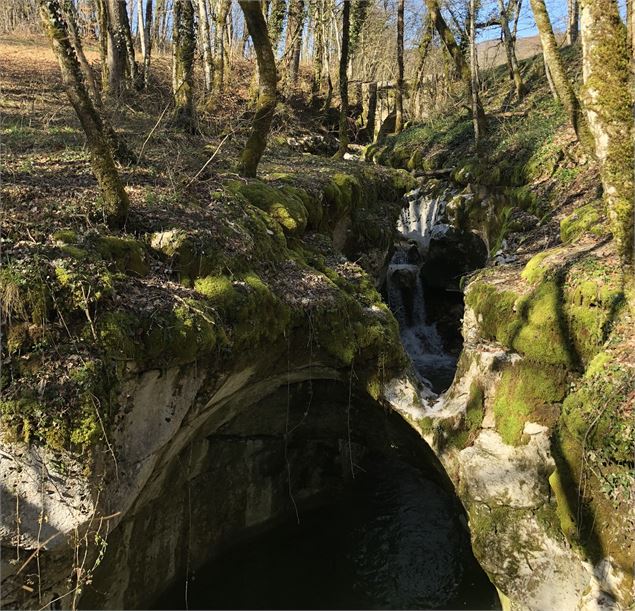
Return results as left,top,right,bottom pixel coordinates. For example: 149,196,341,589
156,454,500,610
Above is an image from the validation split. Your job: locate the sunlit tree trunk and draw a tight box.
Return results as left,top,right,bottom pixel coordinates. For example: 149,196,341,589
498,0,525,99
310,0,324,100
38,0,129,226
580,0,634,263
529,0,593,149
172,0,196,128
213,0,232,92
197,0,213,92
334,0,350,158
136,0,152,86
238,0,278,177
469,0,483,147
350,0,370,57
394,0,404,133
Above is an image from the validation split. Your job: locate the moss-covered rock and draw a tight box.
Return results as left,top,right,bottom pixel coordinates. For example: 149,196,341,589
94,236,149,276
560,200,606,243
492,361,567,445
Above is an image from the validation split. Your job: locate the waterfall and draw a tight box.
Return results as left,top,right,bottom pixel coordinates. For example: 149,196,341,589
396,187,449,253
387,189,457,393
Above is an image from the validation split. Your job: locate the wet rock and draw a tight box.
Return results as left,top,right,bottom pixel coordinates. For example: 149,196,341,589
421,227,488,290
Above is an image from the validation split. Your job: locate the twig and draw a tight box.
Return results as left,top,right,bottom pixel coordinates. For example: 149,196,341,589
184,134,230,189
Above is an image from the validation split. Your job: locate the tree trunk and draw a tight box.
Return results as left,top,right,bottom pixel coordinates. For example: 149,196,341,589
142,0,152,85
38,0,129,226
284,0,305,91
544,53,558,100
498,0,525,99
267,0,286,51
104,0,130,95
63,0,102,105
628,0,634,62
423,0,486,136
197,0,213,92
409,14,433,117
310,0,323,101
95,0,109,89
566,0,579,45
334,0,350,158
213,0,232,92
172,0,196,129
136,0,152,86
469,0,483,148
238,0,278,177
580,0,634,263
529,0,593,149
350,0,370,58
394,0,404,133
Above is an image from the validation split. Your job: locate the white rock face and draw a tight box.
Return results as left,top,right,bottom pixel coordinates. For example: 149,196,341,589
459,429,552,509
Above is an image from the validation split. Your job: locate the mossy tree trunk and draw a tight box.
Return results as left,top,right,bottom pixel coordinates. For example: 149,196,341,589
350,0,370,57
334,0,350,158
172,0,196,129
238,0,278,177
423,0,486,139
497,0,525,99
394,0,405,133
95,0,109,87
267,0,286,51
38,0,129,226
580,0,634,263
62,0,134,164
529,0,593,150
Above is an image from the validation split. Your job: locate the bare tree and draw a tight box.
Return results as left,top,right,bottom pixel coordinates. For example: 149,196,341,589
579,0,634,263
334,0,350,158
423,0,486,140
172,0,196,128
529,0,592,149
238,0,278,177
497,0,525,99
38,0,129,225
394,0,404,133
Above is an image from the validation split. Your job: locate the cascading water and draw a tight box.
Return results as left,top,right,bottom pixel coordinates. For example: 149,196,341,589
388,188,458,393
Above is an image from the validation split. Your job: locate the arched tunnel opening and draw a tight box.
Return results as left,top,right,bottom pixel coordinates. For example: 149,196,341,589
82,378,500,610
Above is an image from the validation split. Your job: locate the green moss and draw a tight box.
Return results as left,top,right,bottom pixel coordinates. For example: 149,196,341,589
194,275,239,310
53,229,79,244
512,281,572,367
227,180,308,235
452,160,501,187
521,251,552,284
560,201,605,243
95,236,149,276
493,361,567,445
465,281,520,344
549,470,577,540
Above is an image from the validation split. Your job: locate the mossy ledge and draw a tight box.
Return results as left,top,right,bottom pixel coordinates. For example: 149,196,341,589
0,163,413,458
